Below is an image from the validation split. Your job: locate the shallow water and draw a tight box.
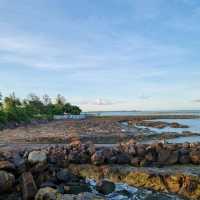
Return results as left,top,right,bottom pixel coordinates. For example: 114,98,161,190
167,135,200,144
85,110,200,117
87,179,183,200
137,118,200,134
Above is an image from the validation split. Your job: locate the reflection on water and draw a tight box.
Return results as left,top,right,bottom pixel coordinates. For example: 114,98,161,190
138,119,200,134
167,136,200,144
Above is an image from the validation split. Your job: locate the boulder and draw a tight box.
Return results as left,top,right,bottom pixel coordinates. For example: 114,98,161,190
0,170,15,192
21,172,37,200
167,151,179,165
35,187,60,200
96,180,115,195
0,160,15,171
28,151,47,164
56,169,77,183
157,148,171,164
136,145,146,157
116,153,130,164
91,151,104,165
190,150,200,164
12,153,26,174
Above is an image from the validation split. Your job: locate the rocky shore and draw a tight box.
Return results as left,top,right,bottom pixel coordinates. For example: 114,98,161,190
136,120,189,129
1,140,200,199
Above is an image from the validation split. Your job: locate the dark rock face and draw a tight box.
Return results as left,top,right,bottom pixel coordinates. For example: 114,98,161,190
96,180,115,195
0,160,15,171
0,170,15,192
21,172,37,200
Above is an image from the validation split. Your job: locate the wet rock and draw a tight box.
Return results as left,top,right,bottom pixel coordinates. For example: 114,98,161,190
170,122,189,128
96,180,115,195
77,192,105,200
0,160,15,171
21,172,37,200
35,187,60,200
28,151,47,164
63,181,91,195
0,170,15,192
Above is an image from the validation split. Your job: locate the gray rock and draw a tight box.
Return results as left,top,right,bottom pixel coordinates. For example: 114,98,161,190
28,151,47,164
35,187,60,200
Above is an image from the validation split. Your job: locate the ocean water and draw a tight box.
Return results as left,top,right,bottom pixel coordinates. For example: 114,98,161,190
141,118,200,134
137,118,200,144
85,110,200,117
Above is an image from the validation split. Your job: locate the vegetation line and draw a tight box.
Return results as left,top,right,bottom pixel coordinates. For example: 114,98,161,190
0,92,81,129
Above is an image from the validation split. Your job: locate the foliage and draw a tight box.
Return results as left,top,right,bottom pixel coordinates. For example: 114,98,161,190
0,92,82,127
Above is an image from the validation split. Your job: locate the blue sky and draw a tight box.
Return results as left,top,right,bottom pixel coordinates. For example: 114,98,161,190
0,0,200,111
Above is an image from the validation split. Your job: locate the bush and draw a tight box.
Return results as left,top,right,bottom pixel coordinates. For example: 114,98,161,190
0,92,82,128
0,110,7,128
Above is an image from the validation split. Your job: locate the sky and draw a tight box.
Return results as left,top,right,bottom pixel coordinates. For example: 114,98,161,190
0,0,200,111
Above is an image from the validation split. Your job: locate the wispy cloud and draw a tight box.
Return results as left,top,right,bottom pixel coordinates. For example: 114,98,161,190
78,98,124,106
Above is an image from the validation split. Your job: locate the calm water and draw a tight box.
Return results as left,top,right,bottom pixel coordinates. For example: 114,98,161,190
142,118,200,133
167,136,200,144
85,110,200,116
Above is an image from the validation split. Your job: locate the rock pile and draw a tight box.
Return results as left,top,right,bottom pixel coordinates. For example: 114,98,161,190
1,139,200,199
0,145,108,200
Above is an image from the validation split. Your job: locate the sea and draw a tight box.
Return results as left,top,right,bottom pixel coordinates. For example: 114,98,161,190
84,110,200,117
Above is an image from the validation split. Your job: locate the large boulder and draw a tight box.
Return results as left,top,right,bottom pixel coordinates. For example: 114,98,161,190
56,169,78,183
28,151,47,165
35,187,60,200
96,180,115,195
21,172,37,200
157,149,178,165
0,170,15,192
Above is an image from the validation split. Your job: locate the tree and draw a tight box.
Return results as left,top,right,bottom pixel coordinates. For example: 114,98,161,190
24,93,44,115
43,94,51,106
0,92,2,109
55,94,66,106
4,92,21,111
